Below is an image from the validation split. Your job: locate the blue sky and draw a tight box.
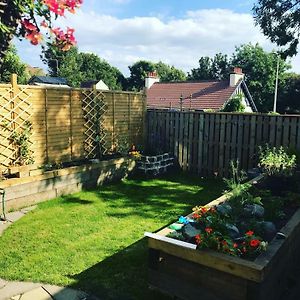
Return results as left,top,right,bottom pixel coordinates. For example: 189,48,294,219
17,0,300,75
84,0,254,17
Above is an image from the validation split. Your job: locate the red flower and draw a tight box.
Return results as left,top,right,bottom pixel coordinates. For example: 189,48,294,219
246,230,254,236
26,31,43,45
200,207,207,214
21,19,37,31
195,234,202,245
192,213,200,219
40,20,48,28
205,227,213,234
221,240,227,246
233,243,238,248
250,239,261,248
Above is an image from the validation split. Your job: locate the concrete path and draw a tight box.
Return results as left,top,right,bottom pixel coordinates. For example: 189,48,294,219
0,207,99,300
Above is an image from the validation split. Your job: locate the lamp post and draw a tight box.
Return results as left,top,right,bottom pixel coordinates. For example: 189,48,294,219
273,52,280,113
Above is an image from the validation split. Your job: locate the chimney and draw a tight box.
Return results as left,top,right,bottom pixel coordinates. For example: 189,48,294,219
145,71,159,89
230,67,244,87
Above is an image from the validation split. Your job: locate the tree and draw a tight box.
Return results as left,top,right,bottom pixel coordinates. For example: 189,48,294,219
188,53,230,80
0,45,29,84
253,0,300,57
155,61,186,82
126,60,186,91
0,0,82,62
231,44,289,112
43,45,125,89
278,73,300,113
126,61,156,91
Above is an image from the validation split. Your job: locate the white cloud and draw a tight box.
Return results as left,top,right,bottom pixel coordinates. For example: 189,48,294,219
17,8,300,75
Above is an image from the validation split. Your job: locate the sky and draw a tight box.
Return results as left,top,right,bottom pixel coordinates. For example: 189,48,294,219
16,0,300,76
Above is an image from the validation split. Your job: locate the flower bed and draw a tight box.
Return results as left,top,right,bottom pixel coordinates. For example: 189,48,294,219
145,170,300,300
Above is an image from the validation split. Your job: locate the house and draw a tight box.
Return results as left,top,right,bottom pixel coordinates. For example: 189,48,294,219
146,68,257,112
28,76,70,88
80,80,109,90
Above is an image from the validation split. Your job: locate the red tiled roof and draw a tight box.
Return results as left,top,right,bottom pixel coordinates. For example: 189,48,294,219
146,80,238,110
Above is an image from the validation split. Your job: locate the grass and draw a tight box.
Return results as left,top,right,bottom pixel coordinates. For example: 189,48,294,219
0,172,224,299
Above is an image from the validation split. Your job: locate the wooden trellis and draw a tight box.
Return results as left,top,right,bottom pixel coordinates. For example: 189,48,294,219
82,89,108,158
0,82,33,170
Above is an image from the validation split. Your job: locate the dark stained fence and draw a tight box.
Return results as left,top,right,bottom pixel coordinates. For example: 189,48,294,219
147,109,300,176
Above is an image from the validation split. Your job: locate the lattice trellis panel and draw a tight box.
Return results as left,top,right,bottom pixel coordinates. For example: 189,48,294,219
0,86,33,170
82,90,108,158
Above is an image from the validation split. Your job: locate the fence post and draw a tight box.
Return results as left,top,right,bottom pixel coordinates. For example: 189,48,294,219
10,74,18,131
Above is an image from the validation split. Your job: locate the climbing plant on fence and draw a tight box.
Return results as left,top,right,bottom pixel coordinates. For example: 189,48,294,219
0,78,33,170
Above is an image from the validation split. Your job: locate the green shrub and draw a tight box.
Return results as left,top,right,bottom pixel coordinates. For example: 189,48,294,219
258,145,296,177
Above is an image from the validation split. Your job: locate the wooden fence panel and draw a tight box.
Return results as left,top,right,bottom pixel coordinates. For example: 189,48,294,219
0,79,145,172
147,109,300,176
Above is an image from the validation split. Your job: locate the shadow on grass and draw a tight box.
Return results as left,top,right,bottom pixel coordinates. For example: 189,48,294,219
69,238,170,300
60,195,94,205
63,172,225,300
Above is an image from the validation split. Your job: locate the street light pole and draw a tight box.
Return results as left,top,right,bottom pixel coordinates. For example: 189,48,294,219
273,53,279,113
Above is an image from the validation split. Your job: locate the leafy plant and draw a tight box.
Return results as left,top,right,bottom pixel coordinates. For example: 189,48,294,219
2,121,34,165
222,94,245,112
224,160,250,199
258,145,296,177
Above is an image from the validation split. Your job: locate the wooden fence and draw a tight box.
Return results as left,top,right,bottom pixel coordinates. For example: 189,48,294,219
147,109,300,176
0,75,146,172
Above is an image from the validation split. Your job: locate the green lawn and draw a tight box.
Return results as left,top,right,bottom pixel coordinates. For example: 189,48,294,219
0,172,224,300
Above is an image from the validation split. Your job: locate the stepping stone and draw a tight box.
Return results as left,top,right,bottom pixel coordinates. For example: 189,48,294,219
18,287,52,300
42,284,89,299
5,212,25,223
0,282,40,300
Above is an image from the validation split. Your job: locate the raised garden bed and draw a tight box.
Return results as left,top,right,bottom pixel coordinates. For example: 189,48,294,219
145,175,300,300
0,157,135,211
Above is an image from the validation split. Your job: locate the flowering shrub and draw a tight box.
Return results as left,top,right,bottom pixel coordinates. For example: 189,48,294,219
3,0,82,52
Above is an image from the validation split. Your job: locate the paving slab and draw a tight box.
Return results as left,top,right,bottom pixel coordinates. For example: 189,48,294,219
43,284,88,300
20,206,37,214
18,287,52,300
5,212,25,223
0,282,40,300
0,222,11,235
0,279,7,289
